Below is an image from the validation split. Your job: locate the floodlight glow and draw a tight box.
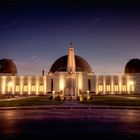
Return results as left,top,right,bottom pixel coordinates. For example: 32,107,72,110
129,81,134,85
8,82,13,87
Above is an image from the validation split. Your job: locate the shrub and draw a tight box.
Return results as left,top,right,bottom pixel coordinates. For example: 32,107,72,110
54,96,61,101
49,96,53,100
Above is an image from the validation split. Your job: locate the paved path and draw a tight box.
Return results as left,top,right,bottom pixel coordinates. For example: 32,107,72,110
63,100,88,106
1,108,140,140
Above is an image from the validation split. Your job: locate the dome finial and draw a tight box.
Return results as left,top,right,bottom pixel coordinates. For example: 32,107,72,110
69,42,74,48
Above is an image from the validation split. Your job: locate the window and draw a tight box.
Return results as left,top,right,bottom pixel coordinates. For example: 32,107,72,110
31,85,36,92
23,85,28,92
122,85,126,92
39,85,44,92
7,87,12,92
114,85,119,92
98,85,103,92
15,85,20,92
7,82,13,92
130,85,134,92
106,85,111,92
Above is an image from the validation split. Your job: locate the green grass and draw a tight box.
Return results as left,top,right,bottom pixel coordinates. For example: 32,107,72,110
0,96,63,107
81,95,140,106
1,95,140,107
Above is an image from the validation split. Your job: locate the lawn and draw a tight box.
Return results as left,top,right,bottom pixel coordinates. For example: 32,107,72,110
0,96,63,107
81,95,140,106
1,95,140,107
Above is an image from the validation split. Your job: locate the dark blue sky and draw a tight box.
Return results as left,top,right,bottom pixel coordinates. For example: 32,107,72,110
0,0,140,75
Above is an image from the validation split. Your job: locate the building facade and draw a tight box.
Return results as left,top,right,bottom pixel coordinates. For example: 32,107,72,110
0,44,139,100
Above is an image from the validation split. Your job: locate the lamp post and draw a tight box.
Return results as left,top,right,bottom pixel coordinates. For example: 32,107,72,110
87,90,90,100
52,90,55,100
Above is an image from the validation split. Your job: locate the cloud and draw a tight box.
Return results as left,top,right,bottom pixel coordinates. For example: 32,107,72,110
90,17,102,26
30,56,44,63
86,17,102,30
31,56,39,60
0,20,17,28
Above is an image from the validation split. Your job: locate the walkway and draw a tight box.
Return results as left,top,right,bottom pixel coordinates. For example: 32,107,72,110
62,100,86,106
1,106,140,140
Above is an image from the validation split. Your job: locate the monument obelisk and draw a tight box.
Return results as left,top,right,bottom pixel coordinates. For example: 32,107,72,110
65,43,77,100
67,46,76,74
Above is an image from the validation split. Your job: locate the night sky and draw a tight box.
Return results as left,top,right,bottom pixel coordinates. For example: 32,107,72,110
0,0,140,75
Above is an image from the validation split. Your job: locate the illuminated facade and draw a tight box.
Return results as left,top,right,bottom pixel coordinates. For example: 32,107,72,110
0,44,139,100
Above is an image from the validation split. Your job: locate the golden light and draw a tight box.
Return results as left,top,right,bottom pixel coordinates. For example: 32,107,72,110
87,90,90,100
36,76,39,95
129,81,134,85
78,74,83,90
2,77,6,94
7,81,13,92
119,76,122,93
52,90,55,99
20,76,24,95
87,96,90,100
43,77,47,93
8,81,13,87
128,80,135,93
59,75,65,91
80,95,83,101
28,76,31,95
59,79,64,90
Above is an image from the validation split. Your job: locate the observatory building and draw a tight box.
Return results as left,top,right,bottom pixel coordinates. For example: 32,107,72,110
0,43,139,100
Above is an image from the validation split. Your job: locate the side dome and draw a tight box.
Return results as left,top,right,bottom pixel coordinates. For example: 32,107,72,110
50,55,93,73
0,59,17,75
125,58,140,74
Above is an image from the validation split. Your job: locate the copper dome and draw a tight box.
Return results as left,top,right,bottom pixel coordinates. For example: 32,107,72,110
50,55,93,73
125,58,140,74
0,59,17,75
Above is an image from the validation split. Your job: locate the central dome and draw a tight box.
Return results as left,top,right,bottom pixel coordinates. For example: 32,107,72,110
50,55,93,73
